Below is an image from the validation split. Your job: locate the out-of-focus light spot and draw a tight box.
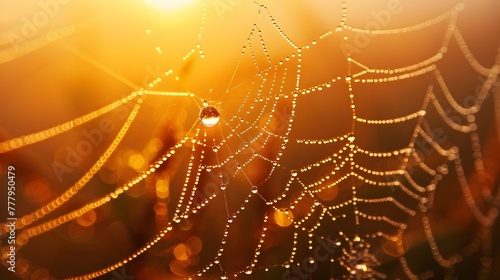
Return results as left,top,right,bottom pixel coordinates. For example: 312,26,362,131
15,258,29,276
94,203,112,223
154,202,168,215
317,185,338,201
383,234,411,257
355,262,368,272
76,209,97,227
143,138,163,159
274,208,294,227
170,259,190,277
294,196,315,216
137,266,159,279
178,218,193,231
126,179,145,198
98,168,120,184
24,178,53,206
68,221,95,242
127,152,146,171
156,179,170,199
174,243,189,260
145,0,194,10
104,155,123,170
31,268,50,280
186,236,202,255
189,254,200,266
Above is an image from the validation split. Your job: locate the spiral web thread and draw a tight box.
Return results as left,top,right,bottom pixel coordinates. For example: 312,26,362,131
1,1,500,279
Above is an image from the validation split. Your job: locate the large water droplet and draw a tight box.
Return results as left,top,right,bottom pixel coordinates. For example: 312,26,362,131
200,106,221,127
347,133,355,143
251,186,258,194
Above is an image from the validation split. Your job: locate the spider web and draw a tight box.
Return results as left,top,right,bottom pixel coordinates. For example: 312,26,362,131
1,0,500,279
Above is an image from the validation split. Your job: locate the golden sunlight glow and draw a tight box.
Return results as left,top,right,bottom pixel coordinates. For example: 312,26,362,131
317,186,339,201
144,0,194,10
76,210,97,227
1,1,499,279
156,179,170,199
274,208,294,227
174,243,189,260
127,152,146,171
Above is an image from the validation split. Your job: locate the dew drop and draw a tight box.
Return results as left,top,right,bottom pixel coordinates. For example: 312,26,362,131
221,184,227,191
199,106,221,127
251,186,258,194
347,133,355,143
245,267,252,274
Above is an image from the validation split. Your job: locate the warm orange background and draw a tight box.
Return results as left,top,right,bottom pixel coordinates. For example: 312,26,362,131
1,1,499,279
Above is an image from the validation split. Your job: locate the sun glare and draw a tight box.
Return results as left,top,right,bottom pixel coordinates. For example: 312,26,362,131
144,0,195,10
